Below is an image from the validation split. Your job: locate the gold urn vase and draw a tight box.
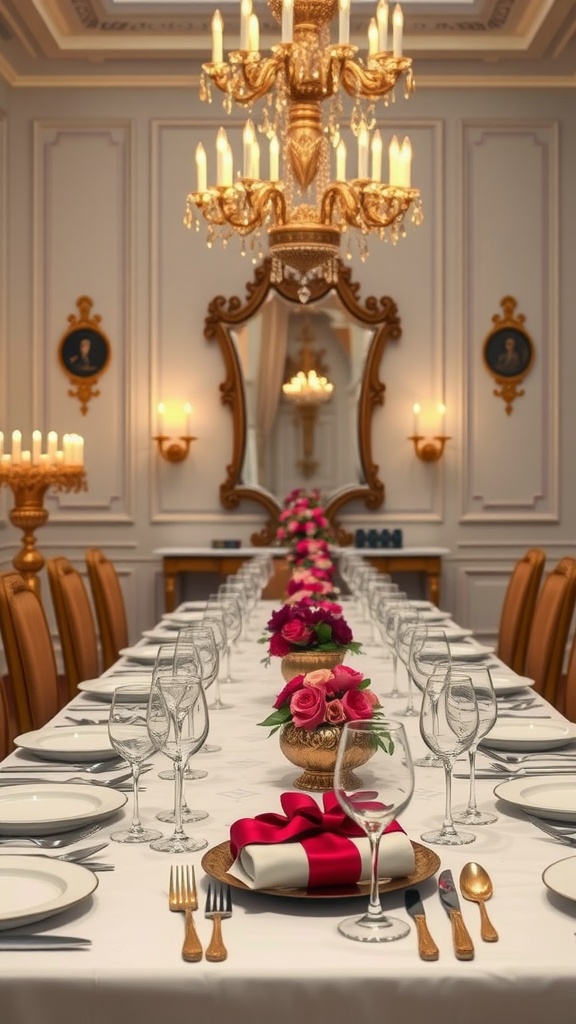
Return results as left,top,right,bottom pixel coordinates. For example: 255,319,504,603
280,648,345,683
279,722,374,792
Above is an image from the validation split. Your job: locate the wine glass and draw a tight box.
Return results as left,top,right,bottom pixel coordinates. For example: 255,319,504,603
107,684,166,844
419,669,479,846
206,593,242,683
452,666,498,826
334,719,415,943
177,624,221,752
202,610,233,709
381,600,417,699
147,674,209,854
152,641,208,782
408,626,451,767
394,614,423,717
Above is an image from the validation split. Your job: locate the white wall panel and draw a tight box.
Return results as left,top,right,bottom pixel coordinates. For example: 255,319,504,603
33,120,134,521
462,121,558,522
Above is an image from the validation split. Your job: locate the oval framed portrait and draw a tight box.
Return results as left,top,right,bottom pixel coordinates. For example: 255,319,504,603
59,325,111,380
483,326,534,381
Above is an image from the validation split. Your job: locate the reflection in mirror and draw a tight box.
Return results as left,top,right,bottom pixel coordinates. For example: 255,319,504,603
204,259,402,545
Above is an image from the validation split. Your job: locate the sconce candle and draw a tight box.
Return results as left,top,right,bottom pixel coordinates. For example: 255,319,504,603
412,402,421,435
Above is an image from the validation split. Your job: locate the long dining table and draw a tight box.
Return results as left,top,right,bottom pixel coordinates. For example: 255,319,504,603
1,593,576,1024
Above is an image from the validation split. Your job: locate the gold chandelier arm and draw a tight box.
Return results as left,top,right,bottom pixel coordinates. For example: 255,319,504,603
320,181,420,231
340,55,413,101
203,52,284,106
188,182,287,236
320,183,361,227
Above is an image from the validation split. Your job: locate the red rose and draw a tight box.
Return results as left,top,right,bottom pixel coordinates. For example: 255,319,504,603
290,687,326,729
330,618,353,645
273,674,305,709
330,664,364,692
282,620,314,646
269,633,292,657
341,688,375,721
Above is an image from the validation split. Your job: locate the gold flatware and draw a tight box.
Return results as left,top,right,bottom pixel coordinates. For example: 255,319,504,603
169,864,203,961
459,863,499,942
205,882,232,962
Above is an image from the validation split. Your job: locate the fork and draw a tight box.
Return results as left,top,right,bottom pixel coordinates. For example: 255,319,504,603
487,750,576,765
0,823,101,848
205,883,232,962
487,760,576,776
528,820,576,844
169,865,203,962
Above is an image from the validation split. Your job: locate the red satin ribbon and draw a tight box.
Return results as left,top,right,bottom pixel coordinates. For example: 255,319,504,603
230,792,405,888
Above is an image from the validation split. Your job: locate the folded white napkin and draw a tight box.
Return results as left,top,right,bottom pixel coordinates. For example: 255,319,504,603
228,830,415,890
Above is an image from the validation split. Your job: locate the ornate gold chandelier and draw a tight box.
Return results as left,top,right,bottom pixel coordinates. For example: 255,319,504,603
283,368,334,404
185,0,422,302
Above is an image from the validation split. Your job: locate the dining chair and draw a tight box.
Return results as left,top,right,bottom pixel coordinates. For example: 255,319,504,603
523,556,576,706
85,548,129,671
46,555,100,700
497,548,546,675
0,570,61,732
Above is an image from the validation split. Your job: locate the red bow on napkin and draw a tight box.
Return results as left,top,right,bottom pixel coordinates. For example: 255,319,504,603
230,792,406,888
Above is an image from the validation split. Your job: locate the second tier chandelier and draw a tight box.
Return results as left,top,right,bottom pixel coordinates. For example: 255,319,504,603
185,0,422,302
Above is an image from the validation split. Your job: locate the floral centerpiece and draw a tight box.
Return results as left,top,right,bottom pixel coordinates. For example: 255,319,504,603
285,568,339,605
258,665,387,791
276,490,333,549
260,600,361,680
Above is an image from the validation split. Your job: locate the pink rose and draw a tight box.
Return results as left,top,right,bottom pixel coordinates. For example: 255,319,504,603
303,669,334,688
325,698,346,724
330,664,364,692
341,688,375,721
276,527,286,540
281,620,314,646
273,674,305,709
290,687,326,729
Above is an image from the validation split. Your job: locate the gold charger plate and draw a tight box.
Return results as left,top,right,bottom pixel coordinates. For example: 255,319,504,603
201,840,440,900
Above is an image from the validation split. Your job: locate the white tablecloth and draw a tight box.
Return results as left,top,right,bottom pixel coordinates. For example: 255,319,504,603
1,600,576,1024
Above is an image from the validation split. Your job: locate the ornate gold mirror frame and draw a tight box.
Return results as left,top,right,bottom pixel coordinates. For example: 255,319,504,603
204,258,401,545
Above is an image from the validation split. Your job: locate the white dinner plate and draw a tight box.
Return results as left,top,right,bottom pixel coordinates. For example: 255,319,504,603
482,718,576,752
161,611,205,627
0,783,127,835
141,626,186,642
491,674,536,696
542,856,576,903
411,601,434,611
119,644,173,664
494,776,576,822
443,625,474,641
419,609,451,623
447,641,495,660
0,856,98,931
14,726,117,762
78,676,152,702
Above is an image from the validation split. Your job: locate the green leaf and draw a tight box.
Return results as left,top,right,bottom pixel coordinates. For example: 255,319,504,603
257,706,292,729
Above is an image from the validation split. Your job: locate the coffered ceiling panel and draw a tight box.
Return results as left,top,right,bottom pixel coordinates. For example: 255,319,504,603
0,0,575,85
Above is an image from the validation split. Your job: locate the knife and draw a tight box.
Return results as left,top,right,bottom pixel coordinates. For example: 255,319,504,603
0,935,91,950
438,869,474,960
404,889,439,960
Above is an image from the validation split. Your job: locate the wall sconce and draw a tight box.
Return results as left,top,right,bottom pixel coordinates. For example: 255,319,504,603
153,402,196,463
408,402,451,462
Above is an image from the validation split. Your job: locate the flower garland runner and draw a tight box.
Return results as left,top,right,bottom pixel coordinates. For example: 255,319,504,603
276,489,339,601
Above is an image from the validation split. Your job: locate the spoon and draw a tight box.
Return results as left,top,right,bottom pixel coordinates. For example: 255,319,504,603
459,863,499,942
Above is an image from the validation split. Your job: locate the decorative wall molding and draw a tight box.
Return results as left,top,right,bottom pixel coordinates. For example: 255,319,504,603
33,119,135,523
461,120,559,523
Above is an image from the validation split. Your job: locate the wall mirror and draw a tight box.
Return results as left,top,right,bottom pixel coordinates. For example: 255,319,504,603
204,258,402,545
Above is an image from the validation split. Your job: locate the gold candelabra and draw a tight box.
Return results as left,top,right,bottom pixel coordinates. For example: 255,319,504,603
185,0,422,302
0,433,87,593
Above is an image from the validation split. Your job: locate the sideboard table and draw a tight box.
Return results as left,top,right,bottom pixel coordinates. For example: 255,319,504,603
154,546,449,612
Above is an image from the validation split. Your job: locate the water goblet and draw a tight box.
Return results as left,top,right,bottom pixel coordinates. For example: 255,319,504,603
419,669,479,846
381,600,417,699
452,666,498,826
202,610,234,709
153,640,208,782
177,624,221,752
408,626,451,767
206,593,242,683
147,674,209,854
334,719,415,943
394,614,423,717
107,684,166,844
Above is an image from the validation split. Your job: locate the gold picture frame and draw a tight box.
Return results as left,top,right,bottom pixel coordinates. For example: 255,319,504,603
58,296,111,415
482,296,535,415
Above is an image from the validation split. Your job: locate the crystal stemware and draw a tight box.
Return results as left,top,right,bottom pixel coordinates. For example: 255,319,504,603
394,614,423,717
152,640,208,783
408,626,451,767
206,593,242,683
419,669,479,846
202,610,234,709
381,600,417,699
452,666,498,826
176,624,221,752
107,684,166,844
147,674,209,854
334,719,415,943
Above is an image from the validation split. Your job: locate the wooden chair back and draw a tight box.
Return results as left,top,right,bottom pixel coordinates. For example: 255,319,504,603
524,556,576,705
0,571,60,731
46,556,100,700
85,548,129,670
497,548,546,674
